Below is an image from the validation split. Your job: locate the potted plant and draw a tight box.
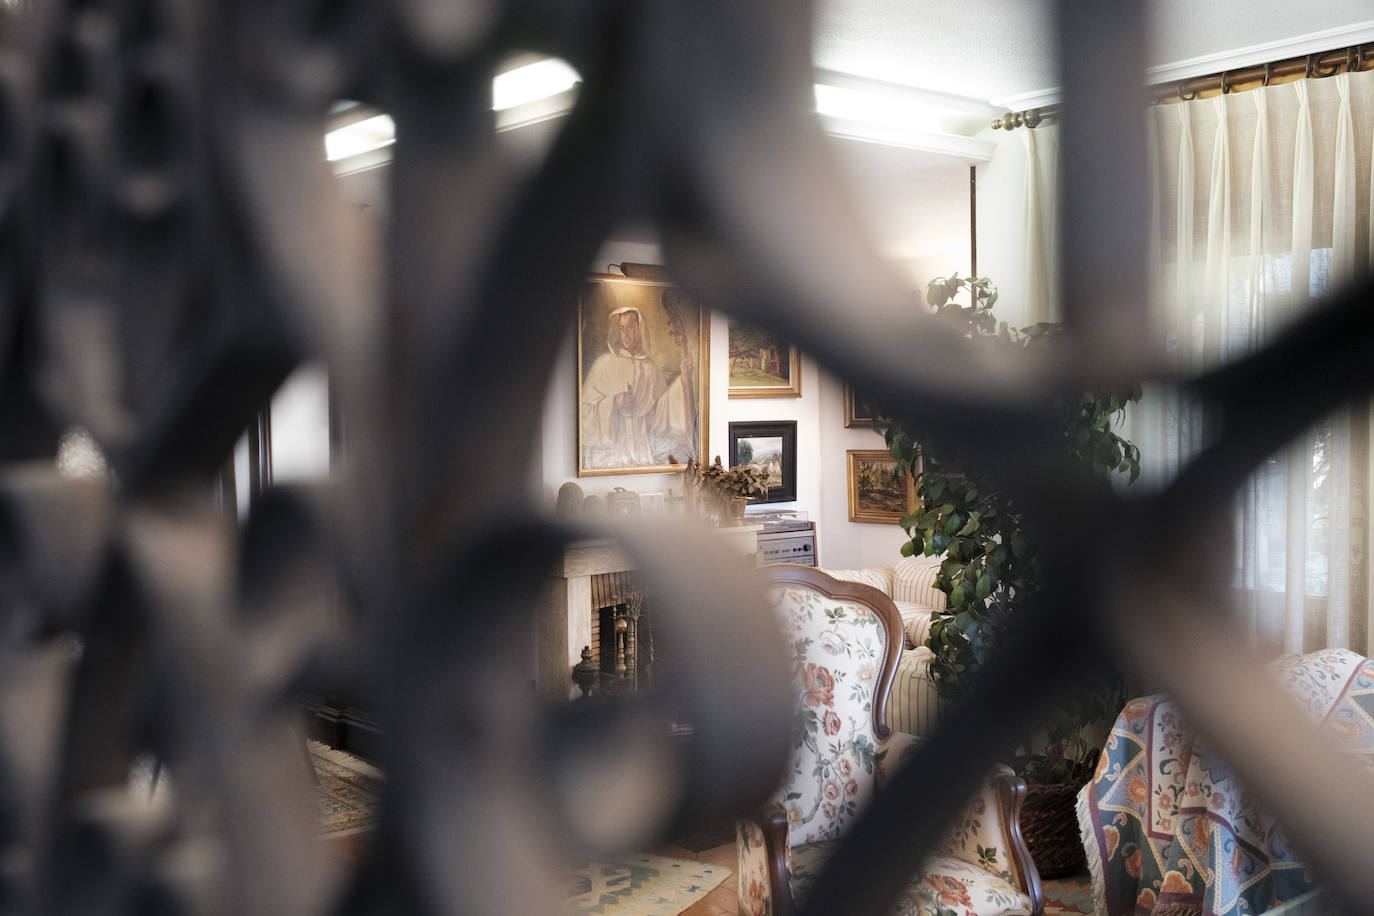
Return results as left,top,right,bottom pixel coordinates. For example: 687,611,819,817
878,273,1142,877
687,457,770,524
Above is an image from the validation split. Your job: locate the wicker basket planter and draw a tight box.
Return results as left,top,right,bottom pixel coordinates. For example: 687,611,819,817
1022,781,1088,879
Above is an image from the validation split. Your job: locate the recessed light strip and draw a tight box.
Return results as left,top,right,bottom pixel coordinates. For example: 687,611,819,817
492,58,581,111
327,60,999,166
325,114,396,162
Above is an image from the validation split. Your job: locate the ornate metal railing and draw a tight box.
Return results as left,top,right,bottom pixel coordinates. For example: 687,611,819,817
1,0,1372,913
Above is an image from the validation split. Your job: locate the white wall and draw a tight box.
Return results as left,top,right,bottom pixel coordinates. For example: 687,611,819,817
270,365,332,483
537,239,976,568
813,367,911,568
232,363,332,522
327,130,1031,568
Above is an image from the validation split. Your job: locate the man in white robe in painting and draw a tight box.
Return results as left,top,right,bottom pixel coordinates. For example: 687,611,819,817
581,306,694,469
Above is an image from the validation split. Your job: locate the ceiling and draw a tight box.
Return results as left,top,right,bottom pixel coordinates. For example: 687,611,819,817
809,0,1374,271
338,3,1374,273
813,0,1374,106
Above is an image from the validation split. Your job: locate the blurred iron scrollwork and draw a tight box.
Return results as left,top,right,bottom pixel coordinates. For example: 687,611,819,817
0,0,1372,914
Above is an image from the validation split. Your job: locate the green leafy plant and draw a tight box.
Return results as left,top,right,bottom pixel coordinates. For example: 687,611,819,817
879,273,1142,785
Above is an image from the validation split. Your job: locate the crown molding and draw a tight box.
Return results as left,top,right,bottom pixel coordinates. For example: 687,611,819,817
819,116,994,161
813,68,1003,121
990,18,1374,112
1146,19,1374,85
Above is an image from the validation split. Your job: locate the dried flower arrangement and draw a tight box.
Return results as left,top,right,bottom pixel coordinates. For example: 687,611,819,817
685,456,770,501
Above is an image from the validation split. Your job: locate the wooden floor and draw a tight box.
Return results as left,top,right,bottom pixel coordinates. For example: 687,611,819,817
653,838,738,916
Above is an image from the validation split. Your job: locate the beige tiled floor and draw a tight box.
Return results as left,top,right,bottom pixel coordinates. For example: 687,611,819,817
655,839,738,916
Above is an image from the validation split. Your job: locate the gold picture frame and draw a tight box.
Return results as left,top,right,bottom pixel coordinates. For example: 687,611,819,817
847,449,917,524
577,275,710,477
727,319,802,398
843,385,876,428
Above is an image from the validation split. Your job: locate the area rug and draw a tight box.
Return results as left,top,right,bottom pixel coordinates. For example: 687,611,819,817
310,742,383,839
564,853,729,915
1043,872,1095,915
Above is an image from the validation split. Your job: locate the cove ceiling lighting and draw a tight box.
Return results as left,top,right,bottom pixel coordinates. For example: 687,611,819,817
492,58,581,111
327,59,996,166
325,113,396,162
814,82,948,133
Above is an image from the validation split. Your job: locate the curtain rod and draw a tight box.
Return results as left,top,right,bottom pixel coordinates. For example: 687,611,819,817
991,42,1372,130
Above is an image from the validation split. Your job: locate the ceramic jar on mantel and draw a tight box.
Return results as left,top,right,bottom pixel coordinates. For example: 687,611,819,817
723,495,748,525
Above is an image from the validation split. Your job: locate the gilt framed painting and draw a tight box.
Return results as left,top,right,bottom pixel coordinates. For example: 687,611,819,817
847,449,916,524
728,421,797,503
727,320,801,398
577,276,710,477
843,385,878,429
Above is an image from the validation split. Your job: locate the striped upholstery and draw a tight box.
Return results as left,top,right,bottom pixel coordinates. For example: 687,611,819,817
824,563,944,651
821,558,947,738
896,601,935,649
892,554,945,607
888,646,944,738
820,566,894,597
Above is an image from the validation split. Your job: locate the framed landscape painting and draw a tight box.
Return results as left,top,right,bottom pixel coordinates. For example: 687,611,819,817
728,421,797,503
577,276,709,477
847,449,916,524
727,320,801,398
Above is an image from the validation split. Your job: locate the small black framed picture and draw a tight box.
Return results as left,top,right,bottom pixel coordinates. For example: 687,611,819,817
728,420,798,504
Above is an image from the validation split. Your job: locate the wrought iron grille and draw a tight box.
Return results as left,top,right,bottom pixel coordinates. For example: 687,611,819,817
1,0,1372,913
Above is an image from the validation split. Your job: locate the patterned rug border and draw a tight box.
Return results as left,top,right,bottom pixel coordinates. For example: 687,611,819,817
565,853,730,916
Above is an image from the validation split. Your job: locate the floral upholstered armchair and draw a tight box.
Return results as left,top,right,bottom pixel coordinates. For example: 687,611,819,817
738,565,1043,916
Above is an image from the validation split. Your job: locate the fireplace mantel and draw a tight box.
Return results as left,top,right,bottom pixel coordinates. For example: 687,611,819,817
539,525,761,698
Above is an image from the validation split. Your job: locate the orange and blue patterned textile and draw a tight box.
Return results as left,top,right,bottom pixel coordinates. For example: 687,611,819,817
1077,649,1374,916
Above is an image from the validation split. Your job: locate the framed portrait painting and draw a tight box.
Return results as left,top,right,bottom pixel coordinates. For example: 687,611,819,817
728,421,797,503
847,449,916,524
577,275,709,477
727,320,801,398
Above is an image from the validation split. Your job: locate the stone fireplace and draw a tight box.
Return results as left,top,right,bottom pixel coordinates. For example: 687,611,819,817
539,526,760,698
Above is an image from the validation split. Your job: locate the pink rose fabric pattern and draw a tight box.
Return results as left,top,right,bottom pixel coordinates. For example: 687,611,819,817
768,586,885,845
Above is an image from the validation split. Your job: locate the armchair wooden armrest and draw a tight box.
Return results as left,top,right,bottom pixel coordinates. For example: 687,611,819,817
995,770,1044,916
738,802,796,916
877,738,1043,916
938,764,1043,914
744,782,1043,916
760,802,794,916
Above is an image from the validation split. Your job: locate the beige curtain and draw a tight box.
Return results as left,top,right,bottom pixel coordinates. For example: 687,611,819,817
1131,68,1374,658
1022,124,1060,324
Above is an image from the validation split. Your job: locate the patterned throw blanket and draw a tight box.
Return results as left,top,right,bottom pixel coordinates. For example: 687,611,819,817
1077,649,1374,916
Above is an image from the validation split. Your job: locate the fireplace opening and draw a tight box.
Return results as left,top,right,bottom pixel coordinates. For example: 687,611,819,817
588,571,662,693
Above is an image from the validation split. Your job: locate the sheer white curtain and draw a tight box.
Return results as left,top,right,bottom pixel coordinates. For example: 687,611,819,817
1130,69,1374,658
